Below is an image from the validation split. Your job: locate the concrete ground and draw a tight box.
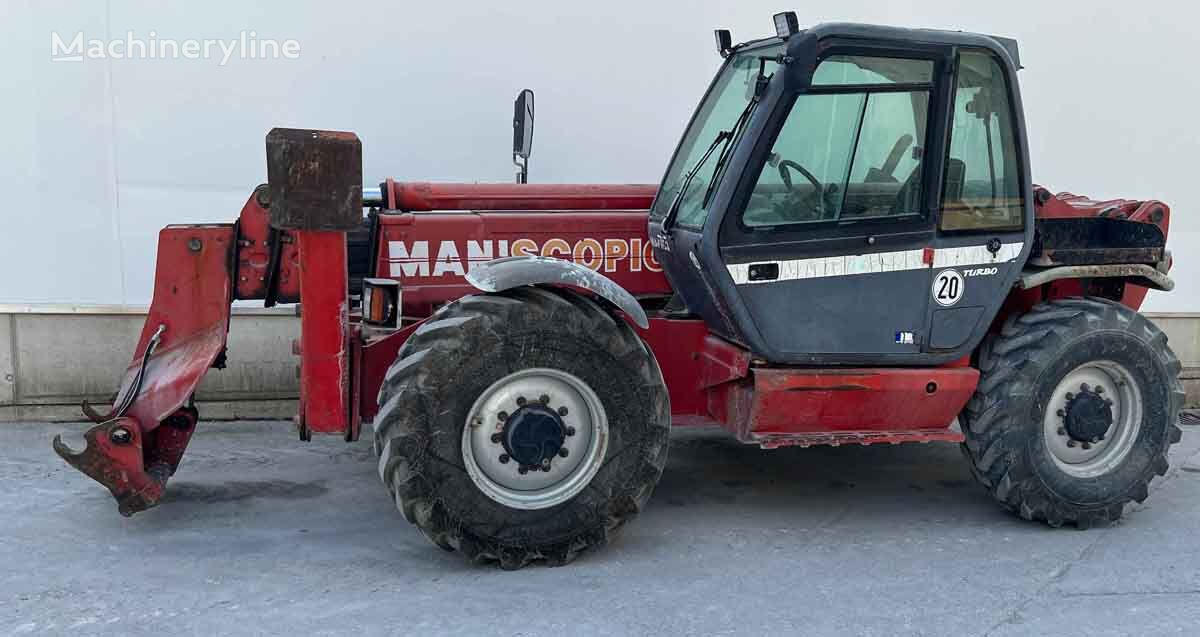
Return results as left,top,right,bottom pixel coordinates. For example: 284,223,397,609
3,421,1200,637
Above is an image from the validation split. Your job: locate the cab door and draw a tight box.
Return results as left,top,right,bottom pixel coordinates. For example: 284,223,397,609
716,51,950,364
926,50,1030,354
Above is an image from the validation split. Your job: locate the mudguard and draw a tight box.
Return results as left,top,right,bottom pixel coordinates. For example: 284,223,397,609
465,256,650,329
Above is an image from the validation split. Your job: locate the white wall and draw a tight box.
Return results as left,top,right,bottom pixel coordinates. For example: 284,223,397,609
2,0,1196,311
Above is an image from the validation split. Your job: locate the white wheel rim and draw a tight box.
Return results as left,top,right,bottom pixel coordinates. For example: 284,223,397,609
462,368,609,510
1042,360,1143,478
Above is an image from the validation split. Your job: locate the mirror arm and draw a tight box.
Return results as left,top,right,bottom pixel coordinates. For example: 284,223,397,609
513,154,528,184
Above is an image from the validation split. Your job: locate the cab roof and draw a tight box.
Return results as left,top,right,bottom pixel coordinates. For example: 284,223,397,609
806,22,1021,69
735,21,1021,70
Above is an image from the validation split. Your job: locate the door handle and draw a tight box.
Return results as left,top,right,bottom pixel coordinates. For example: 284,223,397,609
747,263,779,281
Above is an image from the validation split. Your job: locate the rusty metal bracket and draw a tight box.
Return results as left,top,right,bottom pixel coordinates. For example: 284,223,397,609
266,128,363,231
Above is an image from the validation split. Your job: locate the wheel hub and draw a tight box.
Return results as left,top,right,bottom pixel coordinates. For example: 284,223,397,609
461,368,609,510
1063,388,1113,443
1043,361,1143,479
502,404,566,468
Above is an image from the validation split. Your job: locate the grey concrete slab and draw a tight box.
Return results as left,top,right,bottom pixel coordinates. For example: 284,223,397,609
2,421,1199,636
0,316,13,405
0,312,298,415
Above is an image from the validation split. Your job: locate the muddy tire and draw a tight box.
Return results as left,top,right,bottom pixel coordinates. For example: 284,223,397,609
373,286,670,568
961,297,1185,528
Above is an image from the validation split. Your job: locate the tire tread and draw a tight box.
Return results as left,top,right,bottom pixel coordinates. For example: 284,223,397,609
960,297,1184,529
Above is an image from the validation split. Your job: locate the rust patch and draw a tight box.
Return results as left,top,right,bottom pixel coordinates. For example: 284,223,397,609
266,128,363,231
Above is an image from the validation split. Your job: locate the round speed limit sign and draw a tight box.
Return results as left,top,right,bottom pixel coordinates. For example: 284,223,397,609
933,269,964,307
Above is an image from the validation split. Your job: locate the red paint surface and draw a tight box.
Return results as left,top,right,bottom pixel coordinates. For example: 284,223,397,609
1030,185,1170,313
54,417,169,516
54,225,229,514
104,182,1176,453
724,367,978,443
986,186,1174,328
385,182,657,212
638,321,740,419
233,191,301,303
295,230,351,435
116,226,234,430
355,312,970,450
1033,185,1171,237
358,321,424,423
375,211,672,316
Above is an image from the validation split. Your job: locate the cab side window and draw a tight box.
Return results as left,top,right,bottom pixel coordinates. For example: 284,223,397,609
742,55,934,228
940,51,1023,231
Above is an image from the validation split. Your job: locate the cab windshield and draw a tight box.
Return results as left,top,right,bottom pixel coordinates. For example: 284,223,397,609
651,43,783,228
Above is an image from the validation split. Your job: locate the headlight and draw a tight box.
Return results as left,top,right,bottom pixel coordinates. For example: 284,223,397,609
362,278,400,329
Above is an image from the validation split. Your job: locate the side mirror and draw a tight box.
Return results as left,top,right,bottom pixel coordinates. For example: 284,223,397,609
513,89,534,183
714,29,732,57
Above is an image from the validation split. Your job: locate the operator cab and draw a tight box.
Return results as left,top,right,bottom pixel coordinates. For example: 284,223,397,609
650,17,1033,366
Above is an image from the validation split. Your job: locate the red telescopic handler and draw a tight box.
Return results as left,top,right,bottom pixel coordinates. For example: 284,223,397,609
56,17,1183,568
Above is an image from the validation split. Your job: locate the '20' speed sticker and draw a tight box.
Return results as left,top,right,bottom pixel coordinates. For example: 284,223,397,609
933,269,964,307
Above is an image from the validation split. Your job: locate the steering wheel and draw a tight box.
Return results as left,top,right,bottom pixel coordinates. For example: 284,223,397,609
777,159,837,220
778,160,823,193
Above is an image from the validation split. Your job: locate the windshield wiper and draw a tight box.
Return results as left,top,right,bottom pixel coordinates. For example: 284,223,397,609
662,129,731,231
662,57,778,232
700,96,760,209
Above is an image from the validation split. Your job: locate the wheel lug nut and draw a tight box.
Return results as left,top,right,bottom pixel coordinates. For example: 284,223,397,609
1094,386,1104,395
1056,409,1065,418
1082,442,1092,450
491,433,502,444
1065,392,1075,401
499,454,510,464
541,459,552,471
498,411,508,421
1080,383,1090,392
565,426,576,437
1057,428,1067,436
1067,440,1077,448
558,447,569,458
539,394,550,404
558,406,568,417
518,466,529,475
516,396,527,407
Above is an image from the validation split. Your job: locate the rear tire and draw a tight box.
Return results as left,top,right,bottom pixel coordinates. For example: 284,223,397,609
961,297,1185,528
373,286,669,568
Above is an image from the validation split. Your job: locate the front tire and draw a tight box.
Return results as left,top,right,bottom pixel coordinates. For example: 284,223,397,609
961,297,1185,528
373,287,669,568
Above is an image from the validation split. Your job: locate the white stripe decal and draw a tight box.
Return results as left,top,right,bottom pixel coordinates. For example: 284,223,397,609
726,242,1024,285
933,242,1023,268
